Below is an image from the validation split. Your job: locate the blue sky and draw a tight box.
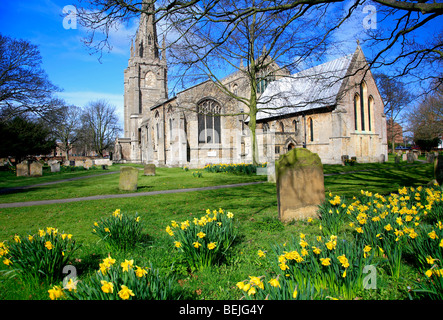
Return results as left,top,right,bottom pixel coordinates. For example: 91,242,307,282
1,0,137,126
1,0,441,129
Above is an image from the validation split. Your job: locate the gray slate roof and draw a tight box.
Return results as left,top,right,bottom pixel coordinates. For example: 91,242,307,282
256,53,354,121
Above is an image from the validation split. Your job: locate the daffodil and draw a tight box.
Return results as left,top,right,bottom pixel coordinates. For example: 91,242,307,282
118,285,135,300
257,250,266,258
3,258,12,266
135,266,148,277
101,280,114,293
45,241,53,250
121,259,134,272
236,281,245,290
428,230,438,240
207,242,216,250
426,256,437,265
193,241,202,248
320,258,331,266
268,278,280,288
174,241,182,248
48,286,64,300
197,231,206,238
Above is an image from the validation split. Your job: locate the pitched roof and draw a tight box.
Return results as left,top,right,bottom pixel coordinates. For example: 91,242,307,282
256,51,355,121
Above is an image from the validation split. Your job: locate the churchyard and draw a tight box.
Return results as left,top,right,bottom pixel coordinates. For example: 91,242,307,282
0,155,441,301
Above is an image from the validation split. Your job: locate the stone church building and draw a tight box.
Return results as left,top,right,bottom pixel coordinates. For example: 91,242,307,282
115,8,388,167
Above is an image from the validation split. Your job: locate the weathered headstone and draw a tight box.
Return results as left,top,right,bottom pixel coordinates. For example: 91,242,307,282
412,150,419,161
435,155,443,185
402,153,407,162
276,148,325,222
379,154,385,163
427,152,436,164
395,155,401,164
119,167,139,191
49,161,60,173
407,152,415,163
267,159,276,183
84,159,93,169
144,164,156,176
29,161,43,177
16,161,29,177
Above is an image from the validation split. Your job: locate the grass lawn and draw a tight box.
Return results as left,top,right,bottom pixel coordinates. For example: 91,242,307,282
0,160,438,300
0,165,266,204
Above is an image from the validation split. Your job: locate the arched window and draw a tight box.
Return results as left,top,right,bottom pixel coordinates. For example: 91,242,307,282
309,118,314,142
360,81,367,131
197,99,221,144
354,93,360,131
279,121,284,133
148,34,152,46
263,123,269,133
293,119,297,133
368,95,374,132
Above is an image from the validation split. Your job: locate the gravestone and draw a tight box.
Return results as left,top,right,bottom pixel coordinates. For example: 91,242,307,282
427,152,436,164
379,154,385,163
267,159,276,183
144,164,156,176
49,161,60,173
119,167,139,191
16,161,29,177
435,155,443,185
407,152,415,163
395,155,401,164
29,161,43,177
84,159,93,169
276,148,325,222
402,153,407,161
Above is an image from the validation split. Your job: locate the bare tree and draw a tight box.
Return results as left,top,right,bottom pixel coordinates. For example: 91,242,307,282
0,34,60,121
51,104,83,161
81,100,121,157
375,72,414,151
408,84,443,143
75,0,442,84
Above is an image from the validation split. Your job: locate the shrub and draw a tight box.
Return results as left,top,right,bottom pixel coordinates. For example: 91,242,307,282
203,163,266,175
1,227,80,284
92,209,145,251
165,208,237,270
49,255,182,300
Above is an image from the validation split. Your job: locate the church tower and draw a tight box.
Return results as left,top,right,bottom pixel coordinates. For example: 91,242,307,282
123,0,168,162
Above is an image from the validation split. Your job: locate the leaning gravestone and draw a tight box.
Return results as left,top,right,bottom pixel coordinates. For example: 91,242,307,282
16,161,29,177
119,167,139,191
434,155,443,185
144,164,156,176
29,161,43,177
276,148,325,222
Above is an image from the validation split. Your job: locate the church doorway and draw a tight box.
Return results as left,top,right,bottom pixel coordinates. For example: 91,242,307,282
287,143,295,151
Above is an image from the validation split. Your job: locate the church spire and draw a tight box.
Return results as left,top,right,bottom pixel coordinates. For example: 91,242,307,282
136,0,159,60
